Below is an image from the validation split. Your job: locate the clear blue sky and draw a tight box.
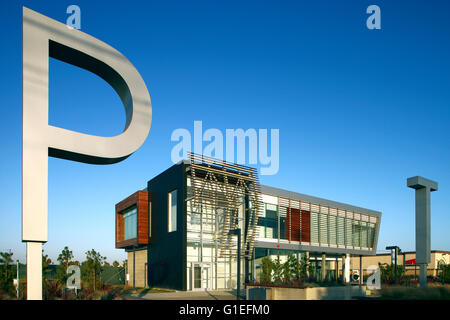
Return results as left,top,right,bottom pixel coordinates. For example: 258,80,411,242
1,0,449,264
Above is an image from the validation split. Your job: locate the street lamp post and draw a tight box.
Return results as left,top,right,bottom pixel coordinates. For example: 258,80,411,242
229,228,241,300
407,176,438,288
386,246,399,285
16,260,19,300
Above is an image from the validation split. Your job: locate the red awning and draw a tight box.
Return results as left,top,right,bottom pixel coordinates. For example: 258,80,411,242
405,259,416,265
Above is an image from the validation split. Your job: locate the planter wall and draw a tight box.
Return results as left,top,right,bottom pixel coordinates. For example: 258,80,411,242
247,285,367,300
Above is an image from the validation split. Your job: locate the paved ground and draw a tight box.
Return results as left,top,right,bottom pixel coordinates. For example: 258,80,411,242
123,290,240,300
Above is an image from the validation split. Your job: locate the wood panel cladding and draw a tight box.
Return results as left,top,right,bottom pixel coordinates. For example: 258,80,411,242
288,208,301,242
301,210,310,242
285,208,311,242
115,190,149,248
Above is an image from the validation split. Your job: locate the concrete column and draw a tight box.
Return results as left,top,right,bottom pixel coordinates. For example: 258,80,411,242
407,176,438,288
321,253,326,282
344,254,350,283
419,264,427,288
359,255,363,285
335,257,339,282
133,250,136,288
27,242,43,300
341,255,346,282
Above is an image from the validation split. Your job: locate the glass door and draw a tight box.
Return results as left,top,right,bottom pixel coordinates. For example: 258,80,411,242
192,263,210,290
193,265,202,289
201,266,209,289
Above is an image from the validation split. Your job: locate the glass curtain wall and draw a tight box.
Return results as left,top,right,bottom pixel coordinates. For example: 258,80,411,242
256,195,378,250
186,177,245,291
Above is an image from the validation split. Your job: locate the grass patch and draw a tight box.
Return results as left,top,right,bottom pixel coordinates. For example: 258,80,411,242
380,284,450,300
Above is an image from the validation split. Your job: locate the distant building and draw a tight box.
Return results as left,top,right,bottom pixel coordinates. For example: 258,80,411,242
350,250,450,279
115,155,382,291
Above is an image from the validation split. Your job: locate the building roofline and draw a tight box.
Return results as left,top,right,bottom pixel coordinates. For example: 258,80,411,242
373,250,450,256
260,184,382,217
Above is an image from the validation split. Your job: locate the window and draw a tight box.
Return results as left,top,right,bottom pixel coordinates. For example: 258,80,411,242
123,206,137,240
257,203,278,239
319,213,328,244
168,189,177,232
310,212,319,243
352,220,360,247
337,216,345,245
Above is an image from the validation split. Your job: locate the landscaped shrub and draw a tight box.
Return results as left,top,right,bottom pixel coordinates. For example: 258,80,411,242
439,261,450,284
272,256,283,284
261,257,273,284
379,263,405,284
282,259,291,284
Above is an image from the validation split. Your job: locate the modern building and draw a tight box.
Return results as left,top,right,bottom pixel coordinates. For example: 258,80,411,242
350,250,450,279
115,154,382,291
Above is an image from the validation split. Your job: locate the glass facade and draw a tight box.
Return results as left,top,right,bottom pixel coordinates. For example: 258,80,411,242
184,173,380,290
257,203,278,239
123,206,137,240
256,194,379,250
186,177,245,291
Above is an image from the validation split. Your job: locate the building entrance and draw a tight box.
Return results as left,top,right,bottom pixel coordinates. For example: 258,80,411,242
192,263,211,290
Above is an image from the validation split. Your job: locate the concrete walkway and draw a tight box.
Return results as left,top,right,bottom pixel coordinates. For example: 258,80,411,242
123,290,239,300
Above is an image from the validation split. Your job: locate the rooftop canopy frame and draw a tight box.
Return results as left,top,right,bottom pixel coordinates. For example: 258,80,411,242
188,153,264,258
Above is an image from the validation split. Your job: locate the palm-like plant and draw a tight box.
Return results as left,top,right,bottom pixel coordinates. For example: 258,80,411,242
261,257,273,284
57,246,74,286
379,263,405,284
42,251,52,299
272,256,283,284
0,250,14,293
438,259,450,284
82,249,106,291
0,250,13,280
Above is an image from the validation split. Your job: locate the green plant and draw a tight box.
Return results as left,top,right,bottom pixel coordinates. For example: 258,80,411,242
295,253,309,281
82,249,106,291
379,263,405,284
56,246,74,287
42,251,53,299
272,256,283,284
0,250,14,294
261,257,273,284
308,260,315,282
438,260,450,284
285,254,299,283
282,259,291,284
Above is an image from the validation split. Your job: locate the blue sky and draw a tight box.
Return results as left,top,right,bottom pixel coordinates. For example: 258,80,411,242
0,0,449,263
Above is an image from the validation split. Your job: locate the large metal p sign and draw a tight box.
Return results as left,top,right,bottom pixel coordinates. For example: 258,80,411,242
22,7,152,299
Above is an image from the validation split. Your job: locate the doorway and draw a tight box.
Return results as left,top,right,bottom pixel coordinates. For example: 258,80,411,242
192,263,211,290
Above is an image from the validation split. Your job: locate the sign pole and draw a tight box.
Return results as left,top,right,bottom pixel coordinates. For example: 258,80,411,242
26,242,43,300
407,176,438,288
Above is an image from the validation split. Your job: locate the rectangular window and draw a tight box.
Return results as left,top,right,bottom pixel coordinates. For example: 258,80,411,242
337,216,345,245
319,213,328,244
257,203,278,239
310,212,319,243
328,215,337,245
352,220,360,247
123,206,137,240
360,221,368,248
168,189,177,232
345,218,352,246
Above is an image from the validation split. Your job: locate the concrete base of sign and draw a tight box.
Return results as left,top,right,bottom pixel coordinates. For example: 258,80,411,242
26,242,43,300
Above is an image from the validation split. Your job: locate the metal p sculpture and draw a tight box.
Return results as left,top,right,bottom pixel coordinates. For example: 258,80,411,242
22,7,152,299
